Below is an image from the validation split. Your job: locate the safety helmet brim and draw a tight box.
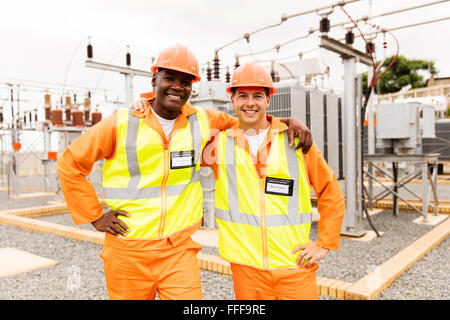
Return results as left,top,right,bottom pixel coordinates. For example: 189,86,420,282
226,61,276,96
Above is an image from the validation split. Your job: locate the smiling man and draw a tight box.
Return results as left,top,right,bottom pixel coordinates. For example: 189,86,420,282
203,61,345,300
57,44,313,300
152,69,193,119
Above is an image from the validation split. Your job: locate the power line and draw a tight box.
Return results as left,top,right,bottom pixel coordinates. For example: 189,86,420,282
332,0,449,29
238,31,314,58
214,0,362,53
234,0,450,61
254,47,322,64
342,16,450,41
62,37,88,95
0,76,115,92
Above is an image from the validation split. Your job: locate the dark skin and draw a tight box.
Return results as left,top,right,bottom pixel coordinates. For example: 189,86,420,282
151,68,194,120
94,68,313,237
91,210,130,236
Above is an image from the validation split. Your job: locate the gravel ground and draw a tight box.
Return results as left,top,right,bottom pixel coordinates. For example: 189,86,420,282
0,174,448,300
0,226,107,300
1,208,447,300
0,221,236,300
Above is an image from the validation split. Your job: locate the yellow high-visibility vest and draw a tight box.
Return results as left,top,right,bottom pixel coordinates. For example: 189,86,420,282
103,107,210,239
215,130,312,270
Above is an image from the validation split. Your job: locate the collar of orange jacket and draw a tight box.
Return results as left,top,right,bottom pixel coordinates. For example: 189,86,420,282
224,114,289,178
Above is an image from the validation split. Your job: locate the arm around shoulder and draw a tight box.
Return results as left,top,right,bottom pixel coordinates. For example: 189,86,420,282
204,108,238,133
200,132,221,181
304,143,345,250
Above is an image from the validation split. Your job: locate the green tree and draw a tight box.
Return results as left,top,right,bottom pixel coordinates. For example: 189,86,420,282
362,55,438,95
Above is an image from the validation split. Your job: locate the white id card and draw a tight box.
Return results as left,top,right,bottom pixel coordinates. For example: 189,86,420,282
265,177,294,196
170,150,194,169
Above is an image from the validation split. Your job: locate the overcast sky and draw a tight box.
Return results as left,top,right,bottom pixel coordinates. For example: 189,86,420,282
1,0,449,118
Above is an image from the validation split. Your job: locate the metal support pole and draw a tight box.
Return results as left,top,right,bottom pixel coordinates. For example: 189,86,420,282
9,151,18,198
124,73,134,105
429,160,439,215
421,162,429,222
367,68,375,209
0,133,4,187
341,57,365,236
43,124,50,192
318,35,372,236
392,162,398,216
200,167,216,229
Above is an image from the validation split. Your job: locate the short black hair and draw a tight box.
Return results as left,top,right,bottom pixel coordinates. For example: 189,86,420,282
230,87,270,96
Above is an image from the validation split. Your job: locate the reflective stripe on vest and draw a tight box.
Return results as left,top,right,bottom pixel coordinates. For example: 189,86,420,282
215,133,311,227
103,110,202,199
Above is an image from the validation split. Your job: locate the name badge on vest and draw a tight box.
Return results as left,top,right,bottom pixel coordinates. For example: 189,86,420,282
265,177,294,196
170,150,195,169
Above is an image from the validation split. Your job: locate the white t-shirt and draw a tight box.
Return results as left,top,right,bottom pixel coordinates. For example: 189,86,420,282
152,108,177,138
244,127,270,156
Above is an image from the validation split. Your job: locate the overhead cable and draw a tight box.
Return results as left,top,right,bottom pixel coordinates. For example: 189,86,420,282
342,16,450,41
332,0,449,29
236,0,449,60
215,0,362,53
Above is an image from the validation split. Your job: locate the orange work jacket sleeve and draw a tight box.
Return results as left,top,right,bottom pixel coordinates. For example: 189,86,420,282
304,143,345,251
203,108,239,133
56,112,118,225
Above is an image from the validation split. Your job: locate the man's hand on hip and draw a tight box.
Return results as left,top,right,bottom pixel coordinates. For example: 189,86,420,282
292,241,329,268
91,210,130,237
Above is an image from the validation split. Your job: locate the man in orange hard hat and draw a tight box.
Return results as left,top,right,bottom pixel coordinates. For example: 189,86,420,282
202,61,345,300
57,44,312,300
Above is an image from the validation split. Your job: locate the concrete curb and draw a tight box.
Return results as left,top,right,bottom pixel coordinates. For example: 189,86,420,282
345,217,450,300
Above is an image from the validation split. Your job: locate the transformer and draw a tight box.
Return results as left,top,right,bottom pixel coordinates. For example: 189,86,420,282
376,103,435,154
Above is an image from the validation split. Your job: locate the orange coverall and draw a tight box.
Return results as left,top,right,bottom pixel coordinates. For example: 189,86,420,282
57,93,237,300
202,115,345,300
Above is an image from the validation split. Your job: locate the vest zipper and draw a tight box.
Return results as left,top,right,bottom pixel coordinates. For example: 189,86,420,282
158,143,170,238
259,178,269,270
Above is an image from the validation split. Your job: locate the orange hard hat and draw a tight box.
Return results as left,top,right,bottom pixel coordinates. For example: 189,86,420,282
151,44,201,82
226,61,276,96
